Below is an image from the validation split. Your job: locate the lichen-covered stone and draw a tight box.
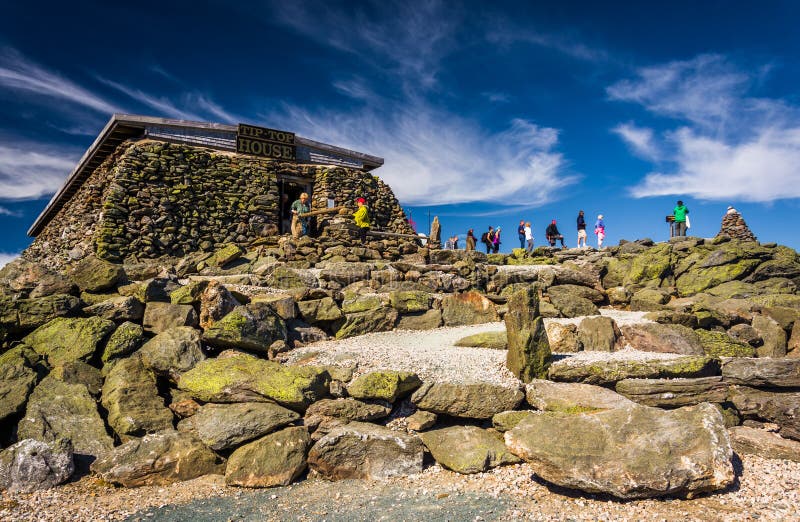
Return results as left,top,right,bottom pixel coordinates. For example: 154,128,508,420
722,358,800,388
492,410,535,432
101,321,145,364
411,382,524,419
203,303,287,355
335,306,398,339
420,426,520,474
225,427,310,487
577,316,619,352
0,346,38,422
505,287,550,382
297,297,343,324
389,290,431,313
142,302,198,334
620,323,704,355
615,376,729,408
454,331,507,350
68,256,124,292
695,329,756,357
441,291,499,326
23,316,115,366
305,398,391,422
525,380,633,413
83,296,144,323
548,355,720,385
346,371,422,402
139,326,205,380
395,309,442,330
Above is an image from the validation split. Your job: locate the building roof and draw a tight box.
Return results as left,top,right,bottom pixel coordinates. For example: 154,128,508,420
28,114,384,237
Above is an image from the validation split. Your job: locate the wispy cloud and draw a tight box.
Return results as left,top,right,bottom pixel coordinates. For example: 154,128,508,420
0,47,120,114
97,77,202,120
0,206,22,217
609,54,800,202
481,91,511,103
486,25,612,64
0,140,79,200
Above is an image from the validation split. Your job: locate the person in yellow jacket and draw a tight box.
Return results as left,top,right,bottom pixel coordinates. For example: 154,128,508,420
353,197,370,243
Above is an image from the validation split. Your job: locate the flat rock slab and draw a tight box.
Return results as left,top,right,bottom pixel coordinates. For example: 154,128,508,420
619,323,704,355
548,354,720,386
505,403,734,499
419,426,520,474
728,386,800,441
615,376,729,408
346,370,422,402
0,438,74,493
177,402,300,451
91,430,225,487
525,380,633,412
412,382,524,419
729,426,800,462
308,421,423,480
23,316,115,366
305,398,391,422
722,358,800,388
225,426,310,488
454,331,507,350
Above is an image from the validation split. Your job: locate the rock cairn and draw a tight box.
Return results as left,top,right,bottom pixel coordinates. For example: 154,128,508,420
718,210,757,241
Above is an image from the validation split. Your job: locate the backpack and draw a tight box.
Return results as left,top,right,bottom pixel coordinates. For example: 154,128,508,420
480,232,489,243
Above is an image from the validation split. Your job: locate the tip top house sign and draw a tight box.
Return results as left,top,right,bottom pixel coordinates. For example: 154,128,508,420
236,123,297,161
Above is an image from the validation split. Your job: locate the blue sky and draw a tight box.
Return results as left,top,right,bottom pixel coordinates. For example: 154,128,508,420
2,0,800,264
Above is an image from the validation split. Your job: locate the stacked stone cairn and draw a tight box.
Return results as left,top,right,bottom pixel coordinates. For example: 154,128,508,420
718,209,757,242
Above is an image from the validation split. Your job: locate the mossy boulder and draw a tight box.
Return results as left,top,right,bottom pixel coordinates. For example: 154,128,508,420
101,321,145,364
297,297,343,324
676,260,760,297
225,426,311,487
12,294,82,333
525,380,634,413
335,306,398,339
455,331,507,350
625,244,672,287
630,288,671,312
203,303,287,355
346,371,422,402
547,284,606,305
420,426,520,474
169,280,209,305
492,410,536,432
68,256,125,293
505,287,550,382
389,291,431,313
0,346,39,422
178,355,329,411
23,316,115,366
142,302,198,333
695,329,756,357
548,355,720,385
548,291,599,318
266,266,317,289
340,294,385,313
208,243,245,268
139,326,205,380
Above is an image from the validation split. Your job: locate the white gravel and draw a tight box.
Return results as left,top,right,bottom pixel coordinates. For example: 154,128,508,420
545,308,653,327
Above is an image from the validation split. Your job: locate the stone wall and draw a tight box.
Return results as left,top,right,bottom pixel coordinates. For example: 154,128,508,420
26,140,413,268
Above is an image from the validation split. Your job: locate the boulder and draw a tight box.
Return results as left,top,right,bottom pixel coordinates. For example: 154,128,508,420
23,316,115,366
548,289,600,318
139,326,205,380
225,426,311,487
0,438,74,493
101,355,174,441
83,296,144,323
727,323,762,347
406,410,437,431
455,331,507,350
101,321,145,365
335,306,398,339
577,316,619,352
18,376,113,467
251,294,296,320
49,360,103,396
505,403,734,499
505,287,550,382
68,256,124,292
615,377,728,408
722,358,800,387
305,398,391,422
169,280,209,305
629,288,671,312
676,260,760,297
202,303,287,355
441,291,499,326
12,294,82,333
728,386,800,441
199,280,240,329
411,382,523,419
606,286,631,306
544,322,580,353
90,430,225,487
619,323,704,355
728,426,800,462
346,371,422,402
547,285,606,305
396,309,443,330
643,310,699,329
525,380,633,412
0,258,74,298
297,297,343,324
389,291,431,313
751,315,788,358
178,355,329,411
266,266,318,289
308,421,423,480
0,346,38,422
287,319,329,346
420,426,520,474
492,410,535,432
177,401,300,451
208,243,244,268
695,329,755,357
319,263,371,285
143,302,198,334
790,322,800,358
548,355,720,385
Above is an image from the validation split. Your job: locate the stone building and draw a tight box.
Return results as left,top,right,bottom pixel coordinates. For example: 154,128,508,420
26,115,413,266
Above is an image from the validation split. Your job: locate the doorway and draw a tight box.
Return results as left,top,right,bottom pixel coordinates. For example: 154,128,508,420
279,179,313,235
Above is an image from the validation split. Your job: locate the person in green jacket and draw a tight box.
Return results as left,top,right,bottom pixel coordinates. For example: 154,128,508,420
673,200,689,237
353,197,371,243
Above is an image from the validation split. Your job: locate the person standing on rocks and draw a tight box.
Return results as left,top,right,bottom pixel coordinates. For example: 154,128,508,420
353,197,371,244
673,200,689,237
594,214,605,248
576,210,587,248
492,226,502,253
545,220,565,248
481,226,494,254
291,192,311,238
465,229,476,251
524,221,533,253
517,220,526,249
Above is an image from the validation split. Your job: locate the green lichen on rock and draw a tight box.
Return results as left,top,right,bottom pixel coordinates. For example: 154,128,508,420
492,410,535,432
0,345,39,422
346,370,422,402
68,256,125,292
335,306,398,339
102,321,145,364
454,331,507,350
23,316,115,366
169,281,209,305
695,329,756,357
389,291,431,313
626,243,672,287
676,260,760,297
203,304,287,355
420,426,520,474
548,356,720,385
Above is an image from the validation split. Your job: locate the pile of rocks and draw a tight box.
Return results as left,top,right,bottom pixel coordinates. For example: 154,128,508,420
719,210,757,242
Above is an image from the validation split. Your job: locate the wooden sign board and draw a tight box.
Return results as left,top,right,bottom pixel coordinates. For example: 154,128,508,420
236,123,297,161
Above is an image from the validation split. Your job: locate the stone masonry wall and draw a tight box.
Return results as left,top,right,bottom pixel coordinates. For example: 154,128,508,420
26,140,413,267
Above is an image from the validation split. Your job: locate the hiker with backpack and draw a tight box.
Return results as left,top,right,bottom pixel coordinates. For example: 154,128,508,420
481,226,494,254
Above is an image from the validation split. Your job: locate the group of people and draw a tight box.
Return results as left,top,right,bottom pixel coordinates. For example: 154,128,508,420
290,192,371,243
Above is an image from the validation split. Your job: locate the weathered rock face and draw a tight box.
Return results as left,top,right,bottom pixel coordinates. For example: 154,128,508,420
751,315,788,358
525,380,633,412
454,331,507,350
0,438,74,493
577,316,619,352
441,291,499,326
420,426,520,474
0,346,39,423
722,358,800,387
548,291,599,318
3,293,82,335
297,297,343,324
335,306,398,339
90,430,225,487
68,255,125,292
178,355,329,411
225,427,311,487
308,422,423,480
396,309,443,330
202,303,287,355
411,382,524,419
728,426,800,462
139,326,205,380
696,329,756,357
544,322,580,353
492,410,536,432
18,376,113,466
615,377,729,408
142,302,198,334
549,355,720,386
177,401,300,451
346,371,422,402
101,355,175,441
0,258,75,298
199,280,240,329
620,323,704,355
83,296,144,323
102,321,145,364
728,386,800,441
23,316,115,366
505,287,550,382
305,398,391,423
505,403,734,499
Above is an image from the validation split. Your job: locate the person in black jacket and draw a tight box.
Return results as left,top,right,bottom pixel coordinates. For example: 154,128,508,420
576,210,587,248
546,220,565,248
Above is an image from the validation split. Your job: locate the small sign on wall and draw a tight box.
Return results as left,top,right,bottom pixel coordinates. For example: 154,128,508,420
236,123,297,161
